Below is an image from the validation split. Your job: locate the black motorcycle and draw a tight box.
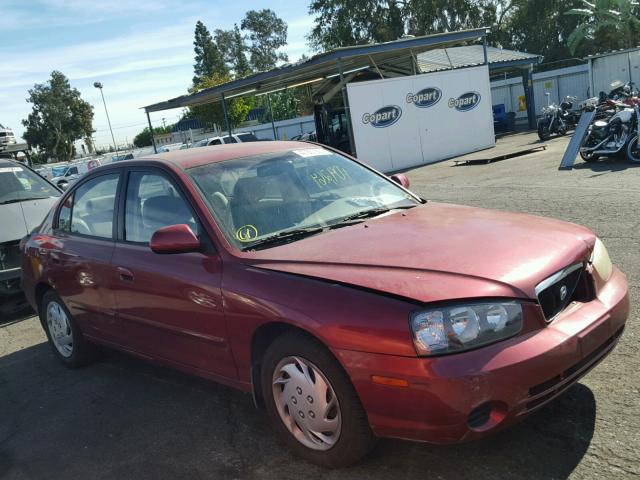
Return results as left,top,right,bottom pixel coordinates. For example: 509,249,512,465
537,95,579,140
580,102,639,163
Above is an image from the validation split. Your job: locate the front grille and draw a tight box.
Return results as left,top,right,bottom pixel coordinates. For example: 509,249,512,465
0,241,21,271
535,263,588,321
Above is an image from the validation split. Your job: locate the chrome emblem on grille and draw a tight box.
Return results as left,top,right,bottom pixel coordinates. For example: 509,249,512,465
559,285,568,301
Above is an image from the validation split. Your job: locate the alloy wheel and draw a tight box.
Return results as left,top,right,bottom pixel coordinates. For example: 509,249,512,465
272,356,342,451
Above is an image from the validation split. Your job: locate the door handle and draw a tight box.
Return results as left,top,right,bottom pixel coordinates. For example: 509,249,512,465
117,267,134,282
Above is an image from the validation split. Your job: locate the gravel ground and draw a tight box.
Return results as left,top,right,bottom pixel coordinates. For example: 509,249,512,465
1,133,638,479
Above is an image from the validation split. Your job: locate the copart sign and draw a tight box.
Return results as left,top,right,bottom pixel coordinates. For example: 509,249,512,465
362,105,402,127
448,92,481,112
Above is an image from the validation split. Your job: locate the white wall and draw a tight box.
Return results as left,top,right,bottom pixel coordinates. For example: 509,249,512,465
247,115,315,140
347,65,495,172
590,48,640,95
490,64,590,119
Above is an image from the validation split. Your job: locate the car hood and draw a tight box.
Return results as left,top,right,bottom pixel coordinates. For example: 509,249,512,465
247,203,595,303
0,197,58,243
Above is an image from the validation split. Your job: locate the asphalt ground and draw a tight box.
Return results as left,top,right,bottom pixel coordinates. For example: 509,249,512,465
1,132,638,479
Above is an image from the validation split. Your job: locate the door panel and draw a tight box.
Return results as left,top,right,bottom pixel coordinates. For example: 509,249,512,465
50,234,118,338
112,169,235,378
111,245,233,377
50,173,121,339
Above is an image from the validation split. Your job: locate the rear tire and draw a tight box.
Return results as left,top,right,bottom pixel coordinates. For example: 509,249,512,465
40,290,95,367
626,135,640,163
261,330,375,467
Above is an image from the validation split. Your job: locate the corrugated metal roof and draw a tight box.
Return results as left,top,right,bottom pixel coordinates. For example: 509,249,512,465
143,28,489,113
418,45,541,73
586,46,640,59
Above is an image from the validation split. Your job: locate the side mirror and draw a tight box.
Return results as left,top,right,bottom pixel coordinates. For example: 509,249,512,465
150,224,201,254
389,173,410,189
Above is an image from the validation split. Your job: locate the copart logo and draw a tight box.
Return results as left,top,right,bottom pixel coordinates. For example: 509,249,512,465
362,105,402,127
448,92,481,112
406,87,441,108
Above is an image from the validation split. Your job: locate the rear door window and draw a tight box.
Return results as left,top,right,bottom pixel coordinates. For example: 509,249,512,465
58,173,120,238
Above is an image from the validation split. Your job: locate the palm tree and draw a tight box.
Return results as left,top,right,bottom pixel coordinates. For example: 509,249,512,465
566,0,640,54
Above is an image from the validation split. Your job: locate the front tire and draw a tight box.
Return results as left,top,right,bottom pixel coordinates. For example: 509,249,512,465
40,290,95,367
626,135,640,163
261,331,375,467
537,120,550,141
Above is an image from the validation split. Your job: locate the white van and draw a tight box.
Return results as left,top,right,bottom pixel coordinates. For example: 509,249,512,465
50,158,101,189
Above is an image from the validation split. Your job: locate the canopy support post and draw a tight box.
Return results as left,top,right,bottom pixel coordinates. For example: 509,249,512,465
221,92,232,138
146,110,157,154
267,93,277,140
338,58,356,156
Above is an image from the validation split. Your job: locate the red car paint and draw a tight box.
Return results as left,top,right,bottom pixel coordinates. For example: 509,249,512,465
20,141,629,444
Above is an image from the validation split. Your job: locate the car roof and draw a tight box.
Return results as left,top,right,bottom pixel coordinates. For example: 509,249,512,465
0,157,20,167
135,140,320,169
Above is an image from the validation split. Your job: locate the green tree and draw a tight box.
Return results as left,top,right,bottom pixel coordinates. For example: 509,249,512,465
492,0,582,65
22,71,94,162
308,0,402,50
133,125,172,148
241,9,289,71
193,20,228,86
307,0,498,50
188,72,251,129
566,0,640,54
215,24,252,78
406,0,497,35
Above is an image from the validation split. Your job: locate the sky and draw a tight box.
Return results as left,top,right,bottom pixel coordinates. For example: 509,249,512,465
0,0,314,149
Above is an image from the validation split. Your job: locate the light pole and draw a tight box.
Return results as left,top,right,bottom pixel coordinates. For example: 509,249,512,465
93,82,119,158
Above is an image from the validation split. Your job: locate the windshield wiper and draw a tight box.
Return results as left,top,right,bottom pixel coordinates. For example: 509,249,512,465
330,204,416,226
0,196,53,205
240,205,418,251
241,226,326,251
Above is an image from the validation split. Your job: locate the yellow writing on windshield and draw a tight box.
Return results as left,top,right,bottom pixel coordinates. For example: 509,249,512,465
236,225,259,242
309,165,351,188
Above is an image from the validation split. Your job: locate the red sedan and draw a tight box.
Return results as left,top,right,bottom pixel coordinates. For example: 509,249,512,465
20,142,629,467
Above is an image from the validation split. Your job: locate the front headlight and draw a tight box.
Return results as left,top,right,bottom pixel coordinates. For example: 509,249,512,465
590,237,613,281
410,301,523,356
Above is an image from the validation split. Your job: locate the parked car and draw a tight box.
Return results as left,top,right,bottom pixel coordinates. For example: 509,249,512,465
111,153,135,162
195,132,260,147
50,159,101,189
21,142,629,467
291,131,317,141
0,124,17,151
0,158,60,303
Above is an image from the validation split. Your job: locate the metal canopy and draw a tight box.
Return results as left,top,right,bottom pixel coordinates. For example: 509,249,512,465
142,28,489,113
417,45,542,74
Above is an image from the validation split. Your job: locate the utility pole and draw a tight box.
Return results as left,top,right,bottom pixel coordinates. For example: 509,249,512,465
93,82,119,158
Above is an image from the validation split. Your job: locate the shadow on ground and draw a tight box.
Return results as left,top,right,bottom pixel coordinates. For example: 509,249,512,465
0,296,34,327
572,157,640,174
0,343,596,480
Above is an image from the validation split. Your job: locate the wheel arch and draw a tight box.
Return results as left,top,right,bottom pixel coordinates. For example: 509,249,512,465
250,321,330,409
35,282,53,316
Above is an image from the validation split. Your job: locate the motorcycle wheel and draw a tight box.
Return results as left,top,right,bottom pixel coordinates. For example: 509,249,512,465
626,135,640,163
558,124,567,135
579,150,597,162
537,122,550,141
